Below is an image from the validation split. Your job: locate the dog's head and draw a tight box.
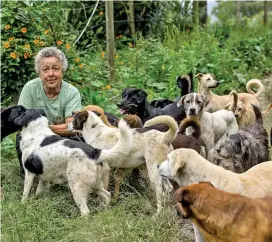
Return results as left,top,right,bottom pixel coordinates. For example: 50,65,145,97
174,182,214,219
1,105,27,140
14,109,47,127
69,110,102,131
196,73,219,89
177,93,206,116
150,99,174,109
117,88,148,115
225,100,247,120
176,71,194,96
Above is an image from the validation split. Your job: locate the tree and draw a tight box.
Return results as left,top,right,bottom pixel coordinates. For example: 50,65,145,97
193,0,199,29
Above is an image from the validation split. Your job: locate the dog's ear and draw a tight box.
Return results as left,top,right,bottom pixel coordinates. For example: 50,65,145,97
121,88,130,98
135,90,147,104
76,111,89,122
211,74,216,79
195,73,203,80
171,157,185,177
174,188,191,218
177,95,186,107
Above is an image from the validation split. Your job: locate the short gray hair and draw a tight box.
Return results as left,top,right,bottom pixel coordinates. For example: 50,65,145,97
34,46,68,73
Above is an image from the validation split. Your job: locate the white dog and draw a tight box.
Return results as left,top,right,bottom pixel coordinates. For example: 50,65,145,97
68,111,178,213
177,93,239,159
14,109,132,216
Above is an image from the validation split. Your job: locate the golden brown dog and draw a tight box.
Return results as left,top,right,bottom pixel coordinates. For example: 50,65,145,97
196,73,264,112
174,182,272,242
225,91,272,128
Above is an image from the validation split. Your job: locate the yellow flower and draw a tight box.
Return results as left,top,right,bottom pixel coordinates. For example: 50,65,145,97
25,44,30,49
101,51,105,59
162,64,165,71
128,42,133,48
24,53,29,59
106,84,111,89
4,25,11,30
66,43,71,49
115,54,119,59
40,41,45,46
10,52,17,59
74,57,80,63
57,40,63,46
44,29,49,35
79,64,83,68
9,37,14,42
4,42,10,48
120,61,124,65
21,27,27,33
33,39,39,45
99,11,103,16
91,66,96,71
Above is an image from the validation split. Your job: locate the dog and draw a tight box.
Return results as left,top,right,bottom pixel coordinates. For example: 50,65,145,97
225,90,272,128
212,104,269,173
196,73,264,112
158,148,272,242
1,105,27,141
150,72,194,109
177,93,239,159
174,182,272,242
68,111,178,212
14,109,132,216
117,88,186,124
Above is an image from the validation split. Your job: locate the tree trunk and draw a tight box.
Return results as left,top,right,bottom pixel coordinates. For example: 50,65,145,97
236,1,241,26
264,1,268,25
106,0,115,82
199,0,207,26
128,1,135,38
193,0,199,30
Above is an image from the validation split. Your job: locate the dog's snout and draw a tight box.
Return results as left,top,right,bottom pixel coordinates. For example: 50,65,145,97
189,108,196,115
157,164,160,169
116,102,122,108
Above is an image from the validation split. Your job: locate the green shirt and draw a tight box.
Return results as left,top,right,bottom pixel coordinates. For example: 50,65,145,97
18,78,82,124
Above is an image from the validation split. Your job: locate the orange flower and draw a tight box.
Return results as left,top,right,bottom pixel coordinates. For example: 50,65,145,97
106,84,111,89
99,11,103,16
44,29,49,35
57,40,63,46
9,37,14,42
115,54,119,59
33,39,39,45
10,52,17,59
74,57,80,63
79,64,83,68
21,27,27,33
128,42,133,48
25,43,30,49
4,42,10,48
40,41,45,46
24,53,28,59
27,52,31,57
119,35,122,38
65,43,71,50
101,51,105,59
4,25,11,30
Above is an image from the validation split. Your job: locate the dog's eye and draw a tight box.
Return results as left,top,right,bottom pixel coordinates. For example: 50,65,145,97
185,100,190,104
207,78,210,81
196,100,201,104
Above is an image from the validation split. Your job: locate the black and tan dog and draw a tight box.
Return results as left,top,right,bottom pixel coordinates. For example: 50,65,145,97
117,88,186,124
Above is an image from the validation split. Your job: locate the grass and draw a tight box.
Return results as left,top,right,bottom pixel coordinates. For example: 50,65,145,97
1,135,193,242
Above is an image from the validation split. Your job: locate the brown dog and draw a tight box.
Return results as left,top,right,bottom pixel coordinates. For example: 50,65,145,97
174,182,272,242
225,91,272,128
196,73,264,112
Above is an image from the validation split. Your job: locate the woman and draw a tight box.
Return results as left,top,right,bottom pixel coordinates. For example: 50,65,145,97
18,46,82,134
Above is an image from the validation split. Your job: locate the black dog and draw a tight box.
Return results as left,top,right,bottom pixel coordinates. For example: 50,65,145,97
150,72,194,109
1,105,27,141
117,88,186,124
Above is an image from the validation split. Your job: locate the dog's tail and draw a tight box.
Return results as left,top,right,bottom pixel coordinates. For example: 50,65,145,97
96,119,132,166
144,115,178,144
229,90,238,113
252,104,263,124
246,79,264,97
262,103,272,116
179,116,201,139
177,71,194,96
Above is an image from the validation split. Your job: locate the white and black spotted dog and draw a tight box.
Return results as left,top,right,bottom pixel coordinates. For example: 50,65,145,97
14,109,132,216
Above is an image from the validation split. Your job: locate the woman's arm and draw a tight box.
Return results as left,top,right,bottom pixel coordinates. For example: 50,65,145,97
49,117,76,136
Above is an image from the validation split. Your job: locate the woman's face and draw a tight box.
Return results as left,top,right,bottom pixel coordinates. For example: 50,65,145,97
39,56,63,89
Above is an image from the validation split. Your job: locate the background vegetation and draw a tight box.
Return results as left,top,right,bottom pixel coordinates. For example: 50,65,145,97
1,1,272,241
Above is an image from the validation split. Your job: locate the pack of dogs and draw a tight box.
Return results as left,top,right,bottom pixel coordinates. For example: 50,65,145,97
1,73,272,241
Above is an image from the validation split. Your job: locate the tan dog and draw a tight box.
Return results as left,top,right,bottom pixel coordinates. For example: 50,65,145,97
196,73,264,112
174,182,272,242
225,91,272,128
